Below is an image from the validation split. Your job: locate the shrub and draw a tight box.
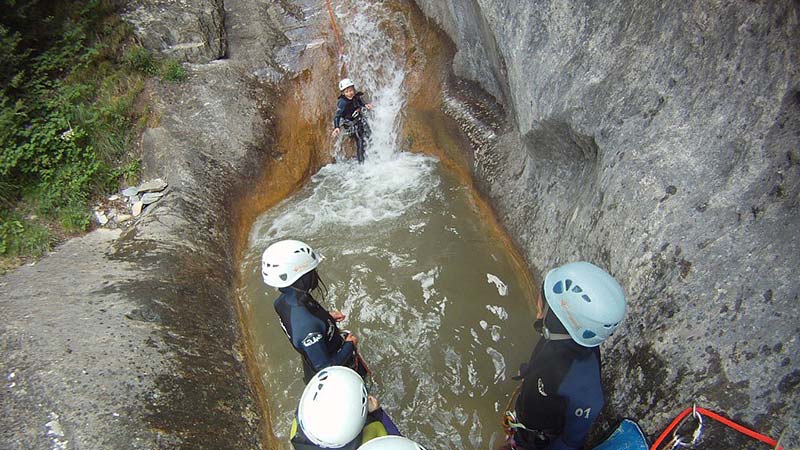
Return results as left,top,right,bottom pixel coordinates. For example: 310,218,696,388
124,45,157,75
0,212,53,257
0,0,147,260
161,59,187,83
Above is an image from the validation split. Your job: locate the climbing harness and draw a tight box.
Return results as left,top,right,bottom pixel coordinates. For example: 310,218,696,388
501,382,536,448
339,108,371,163
651,405,784,450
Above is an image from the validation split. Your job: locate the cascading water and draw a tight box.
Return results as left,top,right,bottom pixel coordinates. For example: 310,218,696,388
238,1,539,448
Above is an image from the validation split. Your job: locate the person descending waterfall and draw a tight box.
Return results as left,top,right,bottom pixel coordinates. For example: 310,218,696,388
501,262,627,450
262,240,368,382
332,78,372,163
289,366,403,450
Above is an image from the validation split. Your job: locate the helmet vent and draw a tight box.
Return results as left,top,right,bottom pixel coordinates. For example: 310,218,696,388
571,285,583,293
553,281,564,294
565,279,572,291
280,274,288,281
582,330,597,339
581,294,592,303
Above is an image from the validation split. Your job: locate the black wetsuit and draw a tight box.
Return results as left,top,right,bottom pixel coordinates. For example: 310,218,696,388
334,92,371,163
513,337,604,450
274,287,364,382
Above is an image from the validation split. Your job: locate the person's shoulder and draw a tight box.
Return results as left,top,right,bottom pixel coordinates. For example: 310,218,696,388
274,290,289,304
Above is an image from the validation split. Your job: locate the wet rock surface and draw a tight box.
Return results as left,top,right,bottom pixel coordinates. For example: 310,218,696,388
415,0,800,447
0,230,171,449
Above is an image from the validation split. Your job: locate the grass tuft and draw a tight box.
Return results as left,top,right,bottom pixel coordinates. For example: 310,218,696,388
160,59,187,83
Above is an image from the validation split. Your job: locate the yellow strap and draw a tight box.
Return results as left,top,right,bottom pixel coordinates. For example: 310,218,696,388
361,421,389,443
290,416,388,445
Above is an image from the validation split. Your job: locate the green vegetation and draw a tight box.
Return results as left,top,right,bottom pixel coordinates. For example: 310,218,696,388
0,0,185,264
161,59,188,83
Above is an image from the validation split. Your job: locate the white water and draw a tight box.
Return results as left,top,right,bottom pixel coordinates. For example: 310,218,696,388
257,1,439,238
240,2,538,448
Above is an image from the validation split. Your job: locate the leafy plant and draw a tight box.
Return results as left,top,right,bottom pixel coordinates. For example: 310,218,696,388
161,59,187,83
58,200,91,231
0,0,150,260
124,45,157,75
0,212,52,257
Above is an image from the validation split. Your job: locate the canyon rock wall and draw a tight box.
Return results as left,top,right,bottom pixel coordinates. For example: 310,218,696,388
414,0,800,446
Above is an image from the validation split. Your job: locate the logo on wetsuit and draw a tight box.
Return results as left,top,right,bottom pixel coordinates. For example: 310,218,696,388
302,332,323,347
538,378,548,397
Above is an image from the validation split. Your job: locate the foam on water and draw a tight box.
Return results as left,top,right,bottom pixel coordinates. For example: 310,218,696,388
250,1,437,248
240,2,539,448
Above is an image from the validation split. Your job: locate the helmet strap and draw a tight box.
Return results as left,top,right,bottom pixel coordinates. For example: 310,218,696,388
541,304,572,341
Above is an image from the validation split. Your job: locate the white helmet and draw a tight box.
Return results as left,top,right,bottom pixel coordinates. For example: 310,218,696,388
261,239,320,288
298,366,368,448
357,436,428,450
543,262,627,347
339,78,355,91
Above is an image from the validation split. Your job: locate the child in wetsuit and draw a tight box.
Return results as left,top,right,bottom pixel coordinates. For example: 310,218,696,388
332,78,372,163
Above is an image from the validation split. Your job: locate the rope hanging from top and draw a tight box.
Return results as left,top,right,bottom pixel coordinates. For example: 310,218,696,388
324,0,345,64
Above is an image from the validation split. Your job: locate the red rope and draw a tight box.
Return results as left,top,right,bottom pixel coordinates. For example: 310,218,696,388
650,406,783,450
324,0,345,58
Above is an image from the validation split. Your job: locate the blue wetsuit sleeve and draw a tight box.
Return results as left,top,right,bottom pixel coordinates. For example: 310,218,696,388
334,98,346,128
292,309,355,371
545,356,604,450
329,341,356,366
298,329,333,371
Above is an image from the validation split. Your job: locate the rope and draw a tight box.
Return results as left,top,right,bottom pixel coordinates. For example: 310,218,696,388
501,382,523,440
651,406,784,450
324,0,345,58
